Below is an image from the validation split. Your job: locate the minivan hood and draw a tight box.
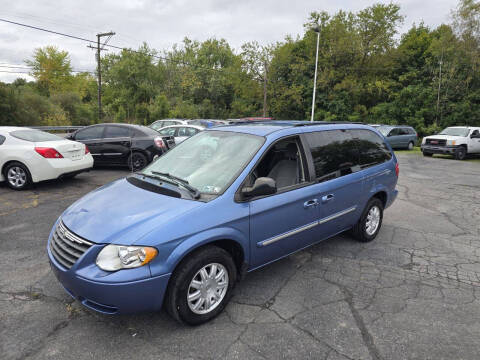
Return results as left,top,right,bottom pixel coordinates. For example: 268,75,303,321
61,178,203,245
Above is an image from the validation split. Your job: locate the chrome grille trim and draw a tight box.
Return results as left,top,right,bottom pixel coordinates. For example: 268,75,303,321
50,221,93,269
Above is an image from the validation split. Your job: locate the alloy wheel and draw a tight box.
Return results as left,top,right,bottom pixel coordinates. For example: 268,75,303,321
365,205,381,236
187,263,229,315
7,166,27,188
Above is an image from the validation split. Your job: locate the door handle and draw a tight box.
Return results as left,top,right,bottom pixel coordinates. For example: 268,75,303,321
303,199,319,208
321,194,334,203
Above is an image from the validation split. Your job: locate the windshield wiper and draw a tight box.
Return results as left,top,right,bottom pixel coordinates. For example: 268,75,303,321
151,171,201,199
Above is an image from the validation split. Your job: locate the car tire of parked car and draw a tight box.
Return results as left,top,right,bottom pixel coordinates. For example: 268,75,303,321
165,245,237,325
422,151,433,157
351,197,384,242
454,146,467,160
128,152,148,171
407,141,414,150
3,161,32,191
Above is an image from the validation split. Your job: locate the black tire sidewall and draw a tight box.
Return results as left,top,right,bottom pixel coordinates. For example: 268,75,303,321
4,162,32,190
354,198,384,242
128,152,148,171
167,246,237,325
455,147,466,160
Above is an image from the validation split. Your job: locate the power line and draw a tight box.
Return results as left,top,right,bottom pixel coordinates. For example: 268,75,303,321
0,17,250,77
0,64,95,74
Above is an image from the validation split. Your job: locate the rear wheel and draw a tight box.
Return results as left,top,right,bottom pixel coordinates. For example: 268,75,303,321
4,162,32,190
165,246,237,325
128,152,148,171
351,198,384,242
454,146,467,160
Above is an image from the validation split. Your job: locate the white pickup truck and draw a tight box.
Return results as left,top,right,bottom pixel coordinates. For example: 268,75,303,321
421,126,480,160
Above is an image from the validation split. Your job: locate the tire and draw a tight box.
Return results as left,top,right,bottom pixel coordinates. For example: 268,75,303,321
128,152,148,171
165,246,237,325
3,162,32,190
422,151,433,157
351,198,384,243
454,146,467,160
407,141,414,150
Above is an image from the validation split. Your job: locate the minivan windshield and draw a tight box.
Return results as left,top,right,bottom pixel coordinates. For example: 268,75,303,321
141,131,264,195
438,127,470,137
377,126,392,136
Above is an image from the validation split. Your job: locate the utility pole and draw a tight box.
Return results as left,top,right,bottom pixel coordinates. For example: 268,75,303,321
263,61,268,118
88,31,115,121
435,51,444,127
311,27,321,122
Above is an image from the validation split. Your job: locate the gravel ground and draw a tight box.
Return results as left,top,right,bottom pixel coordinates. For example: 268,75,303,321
1,153,479,360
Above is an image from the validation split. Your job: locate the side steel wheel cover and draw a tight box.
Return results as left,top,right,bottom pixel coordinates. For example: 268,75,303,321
187,263,229,315
365,205,381,236
7,166,27,188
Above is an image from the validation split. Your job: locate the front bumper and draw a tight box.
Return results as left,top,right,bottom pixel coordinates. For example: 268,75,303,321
47,230,170,314
421,145,457,155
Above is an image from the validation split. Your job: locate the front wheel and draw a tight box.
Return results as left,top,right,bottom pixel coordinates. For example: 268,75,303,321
351,198,384,242
407,141,414,150
165,246,237,325
454,147,467,160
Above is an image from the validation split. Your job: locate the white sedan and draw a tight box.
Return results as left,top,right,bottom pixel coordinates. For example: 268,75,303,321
156,125,203,144
0,127,93,190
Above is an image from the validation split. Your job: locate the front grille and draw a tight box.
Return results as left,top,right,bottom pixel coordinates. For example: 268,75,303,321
50,221,93,269
426,138,447,146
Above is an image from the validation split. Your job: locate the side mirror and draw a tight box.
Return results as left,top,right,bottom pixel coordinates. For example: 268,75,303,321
241,177,276,198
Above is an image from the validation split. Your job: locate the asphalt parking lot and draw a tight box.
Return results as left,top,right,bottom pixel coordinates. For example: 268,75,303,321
1,153,480,360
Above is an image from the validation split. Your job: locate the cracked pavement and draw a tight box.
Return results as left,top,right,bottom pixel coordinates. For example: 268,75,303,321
1,154,480,360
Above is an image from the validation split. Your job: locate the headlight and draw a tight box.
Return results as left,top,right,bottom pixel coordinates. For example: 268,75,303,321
446,140,456,146
96,245,158,271
422,138,426,144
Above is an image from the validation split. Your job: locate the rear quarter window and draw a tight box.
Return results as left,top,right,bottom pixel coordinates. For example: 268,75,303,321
10,130,63,142
0,135,5,145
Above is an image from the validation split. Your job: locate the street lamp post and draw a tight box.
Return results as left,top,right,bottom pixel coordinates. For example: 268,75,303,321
311,27,320,122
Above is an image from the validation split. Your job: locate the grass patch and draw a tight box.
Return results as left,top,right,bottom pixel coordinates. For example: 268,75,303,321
393,147,422,154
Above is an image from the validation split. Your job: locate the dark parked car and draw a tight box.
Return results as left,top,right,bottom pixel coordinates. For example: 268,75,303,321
68,123,175,171
377,125,418,150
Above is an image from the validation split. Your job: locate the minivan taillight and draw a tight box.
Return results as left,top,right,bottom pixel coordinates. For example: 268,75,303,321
154,137,166,149
85,145,90,154
395,162,399,177
35,147,63,159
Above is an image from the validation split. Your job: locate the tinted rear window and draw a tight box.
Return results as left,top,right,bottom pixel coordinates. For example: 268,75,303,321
133,125,159,137
10,130,63,142
305,129,392,183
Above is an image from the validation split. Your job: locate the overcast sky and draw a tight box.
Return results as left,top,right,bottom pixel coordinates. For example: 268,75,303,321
0,0,458,83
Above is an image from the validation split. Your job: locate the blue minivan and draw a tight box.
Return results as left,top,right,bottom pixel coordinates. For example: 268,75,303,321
48,121,398,325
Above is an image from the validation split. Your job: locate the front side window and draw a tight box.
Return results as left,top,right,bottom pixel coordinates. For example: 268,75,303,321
388,128,401,137
245,137,306,190
178,127,198,137
75,126,104,140
142,131,264,195
10,130,63,142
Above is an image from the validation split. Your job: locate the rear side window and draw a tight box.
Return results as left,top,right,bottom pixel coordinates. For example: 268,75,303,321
179,127,198,136
75,126,104,140
0,135,5,145
10,130,63,142
305,129,392,183
104,126,131,138
304,130,361,182
159,127,177,136
349,129,392,168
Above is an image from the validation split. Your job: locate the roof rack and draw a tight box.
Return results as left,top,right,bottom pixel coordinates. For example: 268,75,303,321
293,121,366,127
